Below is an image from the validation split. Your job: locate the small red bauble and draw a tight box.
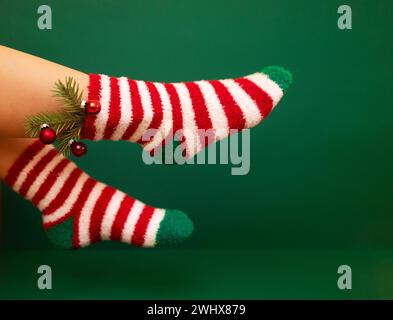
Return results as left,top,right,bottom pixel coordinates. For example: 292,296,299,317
39,126,56,144
70,141,87,157
84,100,101,115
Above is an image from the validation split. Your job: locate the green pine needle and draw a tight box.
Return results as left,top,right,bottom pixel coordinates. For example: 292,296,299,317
25,77,86,156
52,77,84,113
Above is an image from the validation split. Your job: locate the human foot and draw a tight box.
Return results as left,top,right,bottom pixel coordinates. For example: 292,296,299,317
81,66,292,159
4,140,193,248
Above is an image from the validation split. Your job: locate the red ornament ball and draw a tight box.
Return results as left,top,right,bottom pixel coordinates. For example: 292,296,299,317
84,100,101,115
70,141,87,157
39,127,56,144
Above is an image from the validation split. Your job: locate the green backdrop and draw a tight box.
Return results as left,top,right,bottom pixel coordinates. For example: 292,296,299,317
1,0,393,299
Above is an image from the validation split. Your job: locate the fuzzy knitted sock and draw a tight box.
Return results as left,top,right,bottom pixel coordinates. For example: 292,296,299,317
4,140,193,249
81,66,292,159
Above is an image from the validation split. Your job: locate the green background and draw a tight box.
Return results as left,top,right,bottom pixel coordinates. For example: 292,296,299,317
1,0,393,299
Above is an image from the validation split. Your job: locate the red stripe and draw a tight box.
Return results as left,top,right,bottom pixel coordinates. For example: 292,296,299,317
81,74,101,140
184,82,213,150
43,174,93,230
137,82,163,144
121,79,144,140
103,77,121,139
31,158,70,206
166,84,186,156
158,83,184,152
42,168,83,216
209,80,246,130
18,149,57,198
185,82,212,130
110,196,135,241
89,74,102,100
234,77,273,118
165,83,183,137
88,186,116,243
4,140,45,187
131,206,155,247
149,83,185,156
71,178,97,248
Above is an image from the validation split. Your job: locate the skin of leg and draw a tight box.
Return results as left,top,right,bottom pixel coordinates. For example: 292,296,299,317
0,45,89,138
0,138,35,179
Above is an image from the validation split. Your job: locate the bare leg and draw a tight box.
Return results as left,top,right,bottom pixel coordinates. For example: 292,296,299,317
0,45,88,138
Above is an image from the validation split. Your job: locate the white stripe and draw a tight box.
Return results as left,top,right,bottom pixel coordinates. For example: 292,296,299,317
120,200,145,243
100,190,126,240
37,162,77,210
110,77,132,140
220,79,262,128
13,145,53,192
129,81,154,142
143,208,165,247
78,182,106,247
93,74,111,140
196,81,229,140
25,153,64,201
172,82,201,158
245,72,283,107
43,173,89,225
143,83,173,152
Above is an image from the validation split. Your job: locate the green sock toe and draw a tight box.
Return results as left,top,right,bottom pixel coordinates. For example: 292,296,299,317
261,65,293,92
155,209,194,246
45,216,74,249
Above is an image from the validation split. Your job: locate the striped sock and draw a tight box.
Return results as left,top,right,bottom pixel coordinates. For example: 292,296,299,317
4,140,193,249
81,66,292,159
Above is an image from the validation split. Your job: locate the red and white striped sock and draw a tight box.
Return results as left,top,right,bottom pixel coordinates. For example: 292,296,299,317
4,140,193,249
81,66,292,158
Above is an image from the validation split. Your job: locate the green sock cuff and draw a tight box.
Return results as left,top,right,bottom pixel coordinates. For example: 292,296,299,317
261,65,293,92
45,217,74,249
155,209,194,246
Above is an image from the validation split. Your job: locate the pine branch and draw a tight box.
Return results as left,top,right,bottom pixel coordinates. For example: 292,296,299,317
25,112,81,137
25,77,86,156
51,77,85,115
56,127,82,157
